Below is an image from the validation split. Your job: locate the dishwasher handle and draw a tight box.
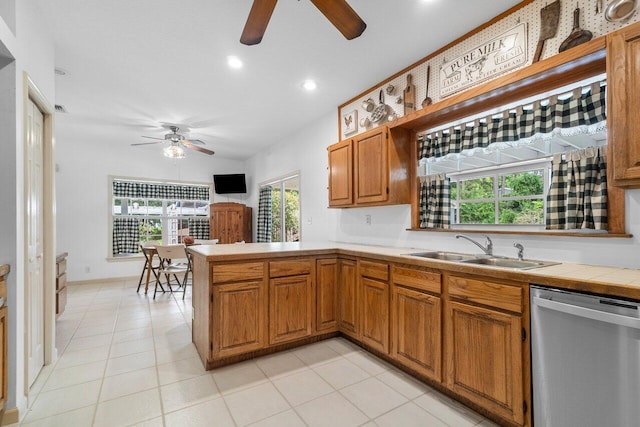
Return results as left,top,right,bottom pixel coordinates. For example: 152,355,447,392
533,296,640,330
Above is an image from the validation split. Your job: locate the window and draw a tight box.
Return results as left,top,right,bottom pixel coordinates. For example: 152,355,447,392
110,178,211,257
450,161,550,226
258,174,300,243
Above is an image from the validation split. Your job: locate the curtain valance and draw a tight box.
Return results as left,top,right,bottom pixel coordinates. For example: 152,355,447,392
113,180,210,201
418,82,606,160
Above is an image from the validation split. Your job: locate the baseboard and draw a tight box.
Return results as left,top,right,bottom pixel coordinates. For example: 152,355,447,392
68,275,137,286
1,407,19,425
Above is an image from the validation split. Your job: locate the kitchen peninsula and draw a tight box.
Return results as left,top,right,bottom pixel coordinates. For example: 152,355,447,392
188,242,640,427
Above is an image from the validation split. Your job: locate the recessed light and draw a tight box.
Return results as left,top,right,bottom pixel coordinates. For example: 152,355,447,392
302,80,317,91
227,56,243,69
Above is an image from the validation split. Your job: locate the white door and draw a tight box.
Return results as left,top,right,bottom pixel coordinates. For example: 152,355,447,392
26,98,45,387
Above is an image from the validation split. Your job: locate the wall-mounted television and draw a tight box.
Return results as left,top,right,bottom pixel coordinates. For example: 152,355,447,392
213,173,247,194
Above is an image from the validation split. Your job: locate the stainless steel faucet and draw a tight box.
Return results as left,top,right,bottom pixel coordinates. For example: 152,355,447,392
455,234,493,256
514,243,524,260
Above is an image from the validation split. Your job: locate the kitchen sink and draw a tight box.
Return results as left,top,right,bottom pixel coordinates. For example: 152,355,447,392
407,252,559,270
460,257,559,270
408,251,477,261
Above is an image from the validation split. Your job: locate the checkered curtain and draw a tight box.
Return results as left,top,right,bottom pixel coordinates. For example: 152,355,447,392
256,186,272,242
188,218,210,239
112,218,141,255
546,147,608,230
418,82,606,160
113,180,209,201
419,174,450,229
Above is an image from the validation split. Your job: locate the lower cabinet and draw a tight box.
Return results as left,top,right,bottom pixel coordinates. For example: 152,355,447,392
391,285,441,382
445,275,526,425
212,280,267,358
338,259,358,337
269,274,313,344
360,277,389,353
316,259,338,332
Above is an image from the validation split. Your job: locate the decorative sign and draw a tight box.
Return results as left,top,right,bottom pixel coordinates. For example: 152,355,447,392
439,23,527,97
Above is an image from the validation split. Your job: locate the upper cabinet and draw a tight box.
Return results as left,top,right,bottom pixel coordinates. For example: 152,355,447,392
328,126,411,208
607,23,640,188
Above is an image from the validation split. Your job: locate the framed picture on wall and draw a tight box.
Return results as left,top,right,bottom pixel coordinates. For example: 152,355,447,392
342,109,358,136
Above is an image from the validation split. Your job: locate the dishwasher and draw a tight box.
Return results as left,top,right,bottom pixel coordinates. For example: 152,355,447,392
530,285,640,427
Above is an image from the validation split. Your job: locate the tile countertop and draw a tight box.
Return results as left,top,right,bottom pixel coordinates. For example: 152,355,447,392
189,242,640,300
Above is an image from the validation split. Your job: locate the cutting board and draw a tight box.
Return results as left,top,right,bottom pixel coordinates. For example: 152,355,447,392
404,74,415,115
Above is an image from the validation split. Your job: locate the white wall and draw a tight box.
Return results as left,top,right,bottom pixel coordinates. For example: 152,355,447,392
0,0,55,415
54,117,247,281
245,112,640,270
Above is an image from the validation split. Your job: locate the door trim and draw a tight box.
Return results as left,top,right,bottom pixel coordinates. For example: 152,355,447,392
22,72,56,400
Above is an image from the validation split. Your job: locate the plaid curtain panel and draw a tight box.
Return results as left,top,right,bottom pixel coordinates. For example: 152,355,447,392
113,180,210,201
188,218,210,239
256,186,272,243
417,83,606,160
546,147,607,230
113,218,140,255
419,174,450,229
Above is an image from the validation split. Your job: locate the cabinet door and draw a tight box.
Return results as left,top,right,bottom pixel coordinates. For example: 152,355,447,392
354,130,388,204
269,275,313,344
0,307,6,408
445,301,524,425
213,280,267,358
361,277,389,354
209,210,228,243
316,259,338,332
607,24,640,187
227,208,244,243
392,286,441,382
328,139,353,206
338,259,358,337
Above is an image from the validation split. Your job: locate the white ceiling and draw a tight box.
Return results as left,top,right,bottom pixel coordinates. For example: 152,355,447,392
35,0,521,160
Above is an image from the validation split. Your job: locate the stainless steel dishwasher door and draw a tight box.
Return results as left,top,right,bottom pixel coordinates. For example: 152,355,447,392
530,285,640,427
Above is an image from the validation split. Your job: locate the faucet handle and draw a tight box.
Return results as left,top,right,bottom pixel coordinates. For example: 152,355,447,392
513,243,524,260
484,235,493,254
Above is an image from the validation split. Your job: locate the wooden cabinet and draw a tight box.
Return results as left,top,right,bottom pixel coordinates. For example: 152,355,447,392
359,260,390,354
316,259,338,332
327,126,411,208
269,259,314,345
391,265,442,382
0,265,7,412
209,202,252,243
211,262,267,359
328,140,353,206
444,275,526,425
56,253,68,317
607,22,640,188
338,258,358,337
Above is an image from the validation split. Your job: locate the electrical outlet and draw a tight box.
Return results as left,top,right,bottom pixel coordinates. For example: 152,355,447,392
365,214,372,225
307,217,312,225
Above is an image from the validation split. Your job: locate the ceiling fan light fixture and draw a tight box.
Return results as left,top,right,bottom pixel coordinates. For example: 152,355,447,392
163,144,185,159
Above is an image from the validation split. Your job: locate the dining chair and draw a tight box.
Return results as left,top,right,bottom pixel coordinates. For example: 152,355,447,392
137,243,162,294
154,244,191,300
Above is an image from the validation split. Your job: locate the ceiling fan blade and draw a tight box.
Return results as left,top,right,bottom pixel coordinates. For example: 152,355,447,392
182,141,215,155
141,136,165,141
181,138,206,146
310,0,366,40
131,141,164,146
240,0,277,45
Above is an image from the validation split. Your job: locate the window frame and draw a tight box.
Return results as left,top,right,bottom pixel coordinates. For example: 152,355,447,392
108,176,212,259
448,158,551,231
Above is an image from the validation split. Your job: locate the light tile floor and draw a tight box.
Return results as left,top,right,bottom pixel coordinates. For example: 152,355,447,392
16,278,500,427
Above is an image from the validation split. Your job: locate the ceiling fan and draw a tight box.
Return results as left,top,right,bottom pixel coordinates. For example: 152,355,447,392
131,126,215,158
240,0,366,45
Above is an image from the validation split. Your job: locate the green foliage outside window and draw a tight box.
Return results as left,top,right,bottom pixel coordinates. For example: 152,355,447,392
271,189,300,242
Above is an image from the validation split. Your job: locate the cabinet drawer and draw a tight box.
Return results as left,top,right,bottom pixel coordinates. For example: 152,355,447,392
56,286,67,315
359,260,389,281
269,259,313,278
392,265,441,294
56,272,67,291
448,275,523,313
57,259,67,276
213,262,264,283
